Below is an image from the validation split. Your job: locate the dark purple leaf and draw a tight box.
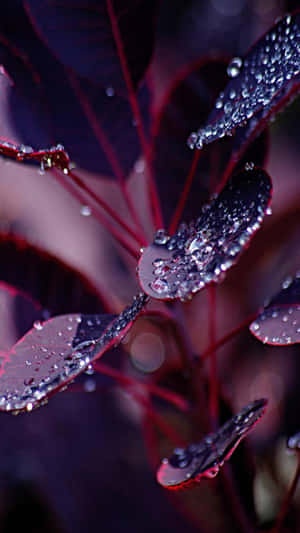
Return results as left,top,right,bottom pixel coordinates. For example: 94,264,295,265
25,0,158,89
0,233,107,315
0,292,147,413
287,431,300,450
137,167,272,300
0,4,149,176
157,398,267,489
188,13,300,163
250,274,300,345
151,58,269,227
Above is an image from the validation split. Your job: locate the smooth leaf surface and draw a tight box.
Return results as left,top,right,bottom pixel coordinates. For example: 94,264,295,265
138,167,272,300
25,0,158,89
0,4,148,175
157,398,267,489
0,292,147,413
188,14,300,161
250,274,300,345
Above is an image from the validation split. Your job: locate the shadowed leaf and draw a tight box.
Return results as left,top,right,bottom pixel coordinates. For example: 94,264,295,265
250,274,300,345
25,0,158,89
0,292,147,413
157,398,267,489
137,167,272,300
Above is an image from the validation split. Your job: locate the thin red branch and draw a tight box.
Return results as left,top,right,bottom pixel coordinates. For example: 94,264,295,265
106,0,164,229
93,361,189,412
52,168,139,260
208,285,219,430
67,70,148,239
169,150,201,234
68,170,147,247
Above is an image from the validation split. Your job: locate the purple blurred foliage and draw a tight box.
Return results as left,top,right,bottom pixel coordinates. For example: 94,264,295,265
0,1,299,532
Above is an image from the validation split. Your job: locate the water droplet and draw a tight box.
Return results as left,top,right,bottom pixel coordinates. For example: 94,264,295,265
80,205,92,217
106,86,115,97
33,320,43,331
227,57,243,78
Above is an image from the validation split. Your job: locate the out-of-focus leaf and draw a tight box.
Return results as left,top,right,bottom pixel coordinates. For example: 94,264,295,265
25,0,158,89
137,167,272,300
0,292,147,413
0,4,148,175
157,399,267,489
250,274,300,345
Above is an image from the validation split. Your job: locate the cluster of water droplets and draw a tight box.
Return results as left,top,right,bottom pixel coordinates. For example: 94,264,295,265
146,168,271,300
0,293,147,413
157,399,266,487
187,14,300,151
0,140,70,174
250,273,300,345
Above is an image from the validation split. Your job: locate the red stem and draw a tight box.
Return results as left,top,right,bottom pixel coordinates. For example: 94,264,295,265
270,454,300,533
169,150,201,234
93,361,189,412
208,285,219,430
106,0,164,230
68,170,147,247
52,169,139,260
67,70,148,240
199,310,259,363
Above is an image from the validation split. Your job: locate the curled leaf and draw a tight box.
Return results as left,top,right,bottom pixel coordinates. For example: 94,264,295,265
0,293,147,413
157,398,267,489
137,167,272,300
188,14,300,156
250,274,300,345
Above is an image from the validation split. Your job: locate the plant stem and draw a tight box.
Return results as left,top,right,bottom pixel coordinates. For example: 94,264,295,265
169,150,201,234
52,169,140,260
208,284,219,430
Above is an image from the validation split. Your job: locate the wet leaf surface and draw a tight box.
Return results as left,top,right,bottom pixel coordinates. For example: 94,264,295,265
157,398,267,489
250,274,300,345
0,293,147,413
138,167,272,300
188,14,300,160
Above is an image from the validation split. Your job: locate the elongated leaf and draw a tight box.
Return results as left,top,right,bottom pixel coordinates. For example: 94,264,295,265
157,398,267,489
250,274,300,345
137,167,272,300
0,292,147,413
25,0,158,89
188,14,300,160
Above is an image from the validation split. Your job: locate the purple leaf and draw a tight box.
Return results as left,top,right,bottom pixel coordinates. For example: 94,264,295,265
151,58,269,227
188,13,300,160
0,5,149,175
250,274,300,345
25,0,158,89
137,167,272,300
0,292,147,413
157,398,267,489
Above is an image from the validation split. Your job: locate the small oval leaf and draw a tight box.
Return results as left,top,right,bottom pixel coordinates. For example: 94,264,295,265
157,398,267,489
250,274,300,345
137,167,272,300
